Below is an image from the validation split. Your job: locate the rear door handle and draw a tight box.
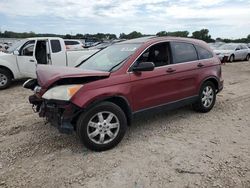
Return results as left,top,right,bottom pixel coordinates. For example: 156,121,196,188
197,63,204,68
166,68,176,73
29,59,35,62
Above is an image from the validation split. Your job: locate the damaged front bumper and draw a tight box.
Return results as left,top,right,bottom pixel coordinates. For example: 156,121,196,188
29,94,82,134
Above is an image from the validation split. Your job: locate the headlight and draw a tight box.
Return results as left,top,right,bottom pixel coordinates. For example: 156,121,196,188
42,85,83,101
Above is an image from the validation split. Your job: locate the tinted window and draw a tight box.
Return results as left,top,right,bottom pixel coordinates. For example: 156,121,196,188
196,45,213,60
50,40,61,53
65,41,80,45
137,42,170,67
171,42,198,64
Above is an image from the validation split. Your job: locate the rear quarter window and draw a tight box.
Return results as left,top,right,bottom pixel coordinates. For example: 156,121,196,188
171,42,198,64
195,45,213,60
50,40,62,53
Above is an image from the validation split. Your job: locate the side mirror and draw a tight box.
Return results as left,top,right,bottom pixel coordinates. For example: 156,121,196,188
132,62,155,72
13,50,19,55
235,48,240,51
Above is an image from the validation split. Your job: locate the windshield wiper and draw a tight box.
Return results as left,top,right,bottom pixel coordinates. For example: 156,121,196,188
108,56,131,72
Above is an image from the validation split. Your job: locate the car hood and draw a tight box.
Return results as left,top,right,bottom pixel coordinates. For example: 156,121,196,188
214,50,233,54
37,65,110,88
0,51,11,58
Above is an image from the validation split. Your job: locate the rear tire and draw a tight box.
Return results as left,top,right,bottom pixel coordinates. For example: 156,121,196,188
193,81,216,113
0,68,12,90
76,102,127,151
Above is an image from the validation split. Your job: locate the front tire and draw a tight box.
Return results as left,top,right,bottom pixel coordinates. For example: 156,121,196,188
76,102,127,151
246,54,250,61
229,55,234,63
193,81,216,113
0,68,12,90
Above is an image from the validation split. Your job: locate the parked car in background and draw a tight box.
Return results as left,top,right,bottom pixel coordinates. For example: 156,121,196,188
0,37,100,89
64,39,84,50
208,42,225,50
24,36,223,151
84,42,100,48
0,43,10,52
88,39,126,50
0,44,4,52
214,43,250,62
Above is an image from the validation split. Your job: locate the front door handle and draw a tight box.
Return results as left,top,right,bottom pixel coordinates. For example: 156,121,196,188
29,59,35,62
166,68,176,73
197,63,204,68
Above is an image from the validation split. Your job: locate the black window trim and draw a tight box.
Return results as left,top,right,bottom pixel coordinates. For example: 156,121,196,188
127,40,215,73
128,41,174,72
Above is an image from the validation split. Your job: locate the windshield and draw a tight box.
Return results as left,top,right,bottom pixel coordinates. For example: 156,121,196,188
79,43,141,72
218,44,237,50
6,39,28,53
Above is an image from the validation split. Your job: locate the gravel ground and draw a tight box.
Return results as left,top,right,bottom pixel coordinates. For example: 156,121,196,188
0,62,250,188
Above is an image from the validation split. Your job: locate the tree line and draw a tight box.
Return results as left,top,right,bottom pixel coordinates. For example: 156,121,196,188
0,29,250,43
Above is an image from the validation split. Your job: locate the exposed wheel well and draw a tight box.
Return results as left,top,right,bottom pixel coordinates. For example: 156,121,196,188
203,78,219,92
0,66,14,79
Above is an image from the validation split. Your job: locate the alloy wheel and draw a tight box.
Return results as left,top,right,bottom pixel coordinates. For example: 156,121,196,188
87,111,120,145
0,73,8,87
201,86,214,108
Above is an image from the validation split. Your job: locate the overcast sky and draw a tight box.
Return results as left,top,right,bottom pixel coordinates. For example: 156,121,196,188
0,0,250,39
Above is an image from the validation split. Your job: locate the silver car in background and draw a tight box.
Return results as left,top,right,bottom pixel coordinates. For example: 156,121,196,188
214,43,250,62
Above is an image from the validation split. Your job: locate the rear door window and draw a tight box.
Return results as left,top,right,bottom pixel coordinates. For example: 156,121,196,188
50,40,62,53
171,42,198,64
195,45,213,60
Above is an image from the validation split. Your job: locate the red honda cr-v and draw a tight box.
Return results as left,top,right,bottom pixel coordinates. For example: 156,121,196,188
24,36,223,151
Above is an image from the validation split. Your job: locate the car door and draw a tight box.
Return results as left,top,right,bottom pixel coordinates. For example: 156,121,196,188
16,40,38,78
49,39,67,66
234,45,243,60
168,42,202,100
130,42,179,111
240,45,249,60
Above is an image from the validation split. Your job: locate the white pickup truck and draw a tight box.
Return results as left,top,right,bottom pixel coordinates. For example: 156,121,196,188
0,37,100,89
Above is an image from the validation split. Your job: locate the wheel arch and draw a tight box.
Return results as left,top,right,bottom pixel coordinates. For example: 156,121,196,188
200,76,219,92
0,65,14,79
85,96,133,126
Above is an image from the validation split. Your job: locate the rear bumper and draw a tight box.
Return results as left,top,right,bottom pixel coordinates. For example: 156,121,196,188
29,95,82,134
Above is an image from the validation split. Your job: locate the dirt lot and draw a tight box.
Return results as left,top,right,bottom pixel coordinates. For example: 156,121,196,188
0,62,250,188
